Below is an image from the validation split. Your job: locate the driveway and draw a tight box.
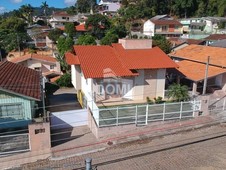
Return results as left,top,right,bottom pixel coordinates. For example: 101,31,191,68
46,88,82,112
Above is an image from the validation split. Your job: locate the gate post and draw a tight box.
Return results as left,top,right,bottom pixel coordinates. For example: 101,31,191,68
28,122,51,153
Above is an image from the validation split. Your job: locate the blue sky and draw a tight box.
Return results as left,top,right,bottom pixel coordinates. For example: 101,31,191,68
0,0,77,13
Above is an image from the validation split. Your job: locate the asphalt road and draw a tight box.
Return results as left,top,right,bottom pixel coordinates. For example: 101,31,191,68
20,124,226,170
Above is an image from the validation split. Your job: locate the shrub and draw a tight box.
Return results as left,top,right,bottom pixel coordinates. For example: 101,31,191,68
154,96,163,104
132,34,138,39
146,97,154,104
55,73,73,87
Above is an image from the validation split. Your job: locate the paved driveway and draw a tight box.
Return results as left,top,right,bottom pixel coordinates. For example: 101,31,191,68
46,88,82,112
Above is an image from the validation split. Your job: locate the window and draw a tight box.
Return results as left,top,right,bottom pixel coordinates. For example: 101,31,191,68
34,67,41,71
62,17,66,19
0,104,24,119
162,26,168,32
50,64,56,69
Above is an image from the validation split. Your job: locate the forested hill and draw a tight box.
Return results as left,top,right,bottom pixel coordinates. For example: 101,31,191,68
120,0,226,19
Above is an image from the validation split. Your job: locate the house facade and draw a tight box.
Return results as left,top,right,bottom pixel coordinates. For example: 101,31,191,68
49,11,78,28
8,53,62,80
66,39,178,107
143,15,183,37
0,61,41,129
98,0,121,15
169,45,226,95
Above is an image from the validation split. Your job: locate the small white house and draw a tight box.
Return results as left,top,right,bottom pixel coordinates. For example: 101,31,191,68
49,11,78,28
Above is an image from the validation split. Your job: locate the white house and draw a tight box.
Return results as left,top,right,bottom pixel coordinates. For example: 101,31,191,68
49,11,78,28
66,39,178,108
143,15,183,37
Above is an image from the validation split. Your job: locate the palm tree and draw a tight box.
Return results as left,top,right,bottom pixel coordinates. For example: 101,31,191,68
19,4,34,26
168,83,189,102
41,1,49,25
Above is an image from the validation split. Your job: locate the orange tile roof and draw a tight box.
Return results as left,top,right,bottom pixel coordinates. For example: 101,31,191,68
67,44,178,78
65,52,80,65
73,45,136,78
205,34,226,40
151,19,182,25
75,24,89,32
177,60,226,82
169,45,226,67
0,61,41,100
10,53,57,63
112,44,178,69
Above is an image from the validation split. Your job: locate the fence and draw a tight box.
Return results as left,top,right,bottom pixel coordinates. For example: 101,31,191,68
209,97,226,113
0,133,30,156
97,100,201,127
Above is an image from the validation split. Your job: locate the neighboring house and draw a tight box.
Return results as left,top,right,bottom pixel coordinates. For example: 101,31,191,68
209,39,226,48
98,0,121,15
66,39,178,108
0,61,41,129
27,24,52,49
49,11,78,28
204,34,226,46
143,15,183,37
169,38,205,51
169,45,226,95
203,17,226,34
180,18,206,33
8,53,62,81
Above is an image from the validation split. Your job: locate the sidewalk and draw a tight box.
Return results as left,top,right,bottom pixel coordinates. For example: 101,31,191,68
3,112,226,169
50,112,226,159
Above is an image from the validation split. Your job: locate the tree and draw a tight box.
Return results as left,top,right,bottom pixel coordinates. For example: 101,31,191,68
77,34,97,45
18,4,34,25
41,1,49,25
48,28,63,43
76,0,95,13
168,83,189,102
66,6,77,15
152,35,172,54
100,32,118,45
109,24,128,39
85,14,111,39
65,23,76,38
56,36,74,72
56,73,73,87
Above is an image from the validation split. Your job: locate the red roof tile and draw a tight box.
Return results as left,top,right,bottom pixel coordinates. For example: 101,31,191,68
0,61,41,100
112,44,178,69
52,11,72,17
74,46,136,78
75,24,89,32
151,19,182,26
9,53,57,63
65,52,80,65
177,60,226,82
67,44,178,78
169,45,226,67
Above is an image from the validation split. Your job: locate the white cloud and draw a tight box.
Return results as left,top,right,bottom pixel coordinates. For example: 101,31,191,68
0,6,6,13
64,0,76,6
11,0,23,3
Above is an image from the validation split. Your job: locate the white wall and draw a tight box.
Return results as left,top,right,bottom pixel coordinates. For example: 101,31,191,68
133,70,144,100
156,69,166,98
51,109,88,129
143,20,155,36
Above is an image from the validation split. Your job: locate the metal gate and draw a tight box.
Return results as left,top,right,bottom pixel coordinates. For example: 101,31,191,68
0,133,30,156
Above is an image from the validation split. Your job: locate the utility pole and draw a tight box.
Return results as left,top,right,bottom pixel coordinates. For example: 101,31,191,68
41,75,46,122
202,56,210,95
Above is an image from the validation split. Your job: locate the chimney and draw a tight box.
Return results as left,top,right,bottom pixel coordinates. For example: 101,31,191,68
118,38,152,49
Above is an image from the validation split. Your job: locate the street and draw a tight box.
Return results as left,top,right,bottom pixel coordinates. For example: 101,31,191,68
20,123,226,170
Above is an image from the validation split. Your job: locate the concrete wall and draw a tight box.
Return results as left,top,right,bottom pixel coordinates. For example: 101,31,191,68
71,65,81,90
119,39,152,49
29,122,51,151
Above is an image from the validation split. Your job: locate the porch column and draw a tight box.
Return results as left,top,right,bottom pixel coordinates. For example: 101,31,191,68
192,82,198,95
